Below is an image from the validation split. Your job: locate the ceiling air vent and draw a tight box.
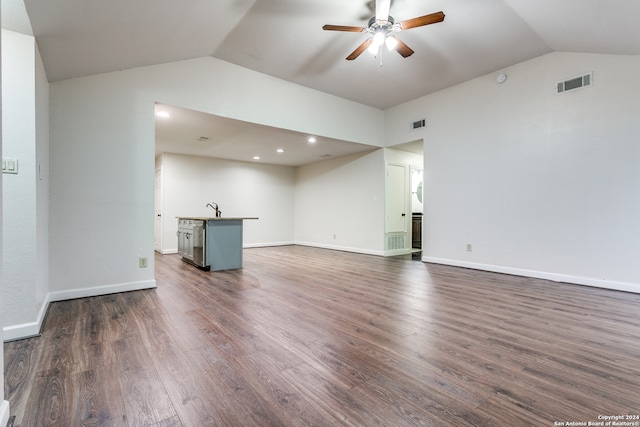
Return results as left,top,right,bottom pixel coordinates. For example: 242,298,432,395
410,118,426,130
556,72,592,94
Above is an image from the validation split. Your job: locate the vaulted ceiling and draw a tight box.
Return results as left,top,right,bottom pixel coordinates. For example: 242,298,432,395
4,0,639,165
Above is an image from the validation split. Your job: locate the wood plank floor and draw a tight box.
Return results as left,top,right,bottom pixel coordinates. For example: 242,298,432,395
4,245,640,426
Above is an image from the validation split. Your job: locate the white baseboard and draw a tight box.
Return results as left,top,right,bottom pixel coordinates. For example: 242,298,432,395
244,241,295,248
423,256,640,294
384,248,412,257
0,400,10,427
49,279,157,302
2,292,52,342
295,241,385,256
3,280,156,342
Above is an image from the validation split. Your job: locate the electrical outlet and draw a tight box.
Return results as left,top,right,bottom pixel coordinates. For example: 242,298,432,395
139,257,148,268
466,244,472,252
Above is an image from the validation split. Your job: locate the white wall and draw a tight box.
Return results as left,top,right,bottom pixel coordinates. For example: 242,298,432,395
35,40,49,316
160,149,391,256
386,52,640,292
0,17,8,427
2,29,35,326
384,148,423,170
294,149,385,255
1,29,49,340
47,57,383,317
159,153,295,252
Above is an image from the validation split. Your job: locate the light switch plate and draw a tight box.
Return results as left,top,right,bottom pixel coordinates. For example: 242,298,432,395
2,158,18,174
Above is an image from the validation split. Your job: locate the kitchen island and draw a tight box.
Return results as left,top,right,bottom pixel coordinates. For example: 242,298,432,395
176,217,258,271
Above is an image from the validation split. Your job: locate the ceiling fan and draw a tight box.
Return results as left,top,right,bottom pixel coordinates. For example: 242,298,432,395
323,0,445,60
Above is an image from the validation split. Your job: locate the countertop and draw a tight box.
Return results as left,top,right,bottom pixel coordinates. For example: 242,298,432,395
177,216,258,221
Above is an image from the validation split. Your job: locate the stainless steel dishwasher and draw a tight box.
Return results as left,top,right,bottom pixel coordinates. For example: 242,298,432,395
177,219,207,268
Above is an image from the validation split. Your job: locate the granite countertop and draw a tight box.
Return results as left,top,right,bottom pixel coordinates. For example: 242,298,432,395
177,216,258,221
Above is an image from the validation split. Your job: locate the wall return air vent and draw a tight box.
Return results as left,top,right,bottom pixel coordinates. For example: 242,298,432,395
556,72,592,94
410,119,426,130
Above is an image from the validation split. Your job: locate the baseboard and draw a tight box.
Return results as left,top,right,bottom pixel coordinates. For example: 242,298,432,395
423,256,640,294
0,400,10,427
3,280,156,342
244,241,294,248
49,279,157,302
2,292,52,342
384,248,412,257
295,241,385,256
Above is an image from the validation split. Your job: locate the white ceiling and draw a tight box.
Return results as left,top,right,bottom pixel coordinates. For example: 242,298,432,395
5,0,640,165
154,103,379,166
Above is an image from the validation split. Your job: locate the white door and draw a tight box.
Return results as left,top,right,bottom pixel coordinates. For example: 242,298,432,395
386,163,407,233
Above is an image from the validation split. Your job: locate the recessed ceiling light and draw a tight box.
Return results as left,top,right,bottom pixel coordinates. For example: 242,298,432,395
156,111,170,118
308,136,317,143
276,148,284,153
253,156,261,160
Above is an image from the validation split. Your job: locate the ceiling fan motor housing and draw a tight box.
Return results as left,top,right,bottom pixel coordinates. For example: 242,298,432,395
368,15,395,33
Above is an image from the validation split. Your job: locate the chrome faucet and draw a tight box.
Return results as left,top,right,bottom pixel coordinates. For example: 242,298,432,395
206,202,222,218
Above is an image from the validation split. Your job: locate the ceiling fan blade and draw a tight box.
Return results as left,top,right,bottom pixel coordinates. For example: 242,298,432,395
399,11,445,30
346,39,373,60
323,24,366,32
376,0,391,21
394,38,414,58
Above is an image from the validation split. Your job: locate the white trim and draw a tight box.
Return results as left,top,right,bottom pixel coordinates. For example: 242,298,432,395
2,292,52,342
295,241,385,256
0,400,10,427
423,256,640,294
50,280,156,302
244,241,294,248
160,249,178,255
384,248,412,257
3,280,156,342
3,322,41,342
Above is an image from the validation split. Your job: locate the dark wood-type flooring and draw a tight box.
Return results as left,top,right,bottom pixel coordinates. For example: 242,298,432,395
4,246,640,426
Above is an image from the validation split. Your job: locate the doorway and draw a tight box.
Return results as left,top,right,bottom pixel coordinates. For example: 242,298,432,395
385,162,410,255
411,168,423,250
385,140,424,260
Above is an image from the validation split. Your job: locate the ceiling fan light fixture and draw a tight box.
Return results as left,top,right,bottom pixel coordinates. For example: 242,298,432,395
367,38,379,54
373,31,385,47
385,35,398,50
367,30,387,54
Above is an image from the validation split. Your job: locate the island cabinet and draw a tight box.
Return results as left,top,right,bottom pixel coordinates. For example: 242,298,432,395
176,217,258,271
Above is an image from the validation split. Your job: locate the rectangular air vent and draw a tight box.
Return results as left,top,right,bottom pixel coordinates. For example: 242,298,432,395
387,235,405,250
410,119,426,130
556,72,592,94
